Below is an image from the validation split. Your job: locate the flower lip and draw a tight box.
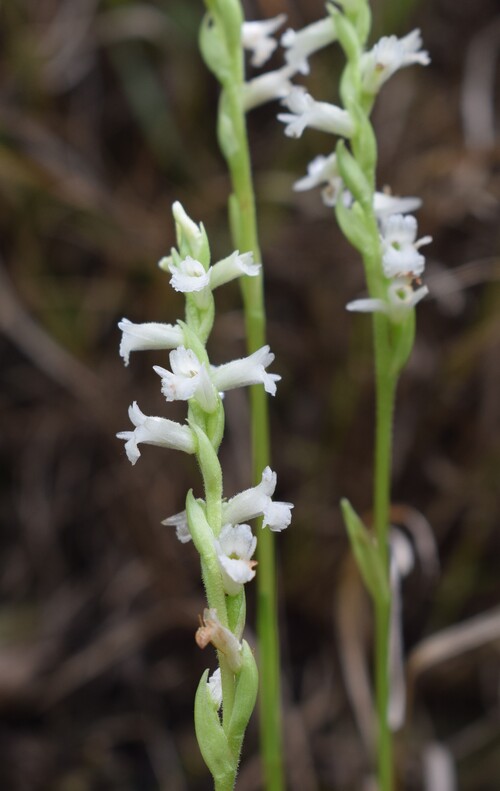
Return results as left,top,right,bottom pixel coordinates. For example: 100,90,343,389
169,255,210,293
214,523,257,595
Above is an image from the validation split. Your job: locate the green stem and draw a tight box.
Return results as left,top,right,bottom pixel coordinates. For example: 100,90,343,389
372,313,397,791
224,86,284,791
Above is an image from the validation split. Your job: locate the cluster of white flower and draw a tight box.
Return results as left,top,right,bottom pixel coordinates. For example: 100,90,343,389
245,10,432,321
117,201,292,598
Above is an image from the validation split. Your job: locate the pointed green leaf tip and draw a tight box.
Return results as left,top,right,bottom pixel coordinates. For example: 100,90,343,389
194,669,236,788
172,201,210,266
340,498,389,603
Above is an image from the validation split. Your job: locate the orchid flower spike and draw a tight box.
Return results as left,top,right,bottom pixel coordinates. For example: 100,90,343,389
242,14,287,68
278,86,354,139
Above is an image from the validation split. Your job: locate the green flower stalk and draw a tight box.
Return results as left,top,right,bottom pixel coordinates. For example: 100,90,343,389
198,4,300,789
276,3,431,789
117,202,293,790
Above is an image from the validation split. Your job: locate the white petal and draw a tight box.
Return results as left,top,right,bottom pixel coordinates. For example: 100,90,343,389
218,523,257,560
373,192,422,218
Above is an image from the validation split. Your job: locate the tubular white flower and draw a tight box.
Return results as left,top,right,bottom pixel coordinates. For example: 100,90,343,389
209,250,260,289
381,214,432,278
207,667,222,709
346,279,429,321
214,523,257,595
117,401,195,464
281,17,337,75
222,466,293,532
118,318,184,366
242,14,287,68
161,510,191,543
211,345,281,396
278,86,354,139
361,29,430,94
168,255,210,293
154,347,218,412
293,152,343,207
243,65,296,112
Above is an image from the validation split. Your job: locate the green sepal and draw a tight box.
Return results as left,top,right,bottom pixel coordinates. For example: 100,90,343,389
194,669,236,788
335,193,372,254
179,320,210,366
213,0,244,61
350,106,377,178
329,6,361,67
217,90,241,164
199,12,232,85
226,591,246,640
389,307,416,375
339,62,361,117
227,641,258,759
336,140,372,211
206,401,225,453
340,498,389,603
190,423,223,535
353,0,371,47
185,489,215,556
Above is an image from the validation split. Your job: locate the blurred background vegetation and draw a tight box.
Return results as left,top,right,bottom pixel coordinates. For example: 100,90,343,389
1,0,500,788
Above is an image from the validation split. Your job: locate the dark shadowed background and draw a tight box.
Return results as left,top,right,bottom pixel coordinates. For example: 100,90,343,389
1,0,500,788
